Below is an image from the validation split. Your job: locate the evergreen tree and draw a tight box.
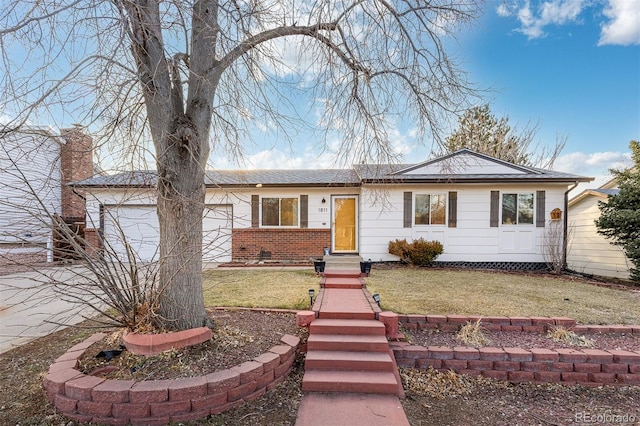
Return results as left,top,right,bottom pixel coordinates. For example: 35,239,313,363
595,141,640,281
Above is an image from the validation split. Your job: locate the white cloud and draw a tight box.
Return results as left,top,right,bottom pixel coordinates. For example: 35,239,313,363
554,150,632,176
497,0,586,39
599,0,640,45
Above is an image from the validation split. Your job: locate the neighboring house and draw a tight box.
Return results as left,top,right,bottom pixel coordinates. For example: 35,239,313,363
0,125,93,266
75,149,592,269
567,178,631,279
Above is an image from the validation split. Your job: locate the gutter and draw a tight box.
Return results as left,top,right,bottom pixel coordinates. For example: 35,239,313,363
563,181,580,269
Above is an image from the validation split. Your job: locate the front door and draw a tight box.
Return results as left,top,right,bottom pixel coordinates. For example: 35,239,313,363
332,195,358,253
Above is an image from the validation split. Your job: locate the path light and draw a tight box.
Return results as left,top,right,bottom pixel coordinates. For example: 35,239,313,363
308,288,315,308
372,293,381,307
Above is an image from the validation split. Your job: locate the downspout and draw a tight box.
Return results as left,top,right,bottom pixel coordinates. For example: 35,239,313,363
563,181,579,269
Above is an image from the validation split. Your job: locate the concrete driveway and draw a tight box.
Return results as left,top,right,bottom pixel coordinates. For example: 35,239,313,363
0,266,96,354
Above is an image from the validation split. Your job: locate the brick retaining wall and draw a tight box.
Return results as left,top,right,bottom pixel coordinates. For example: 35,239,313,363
44,333,301,424
394,315,640,386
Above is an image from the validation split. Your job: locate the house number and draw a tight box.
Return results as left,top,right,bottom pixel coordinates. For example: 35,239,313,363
318,207,328,213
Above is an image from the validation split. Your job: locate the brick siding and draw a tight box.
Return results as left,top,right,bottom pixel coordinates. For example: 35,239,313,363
232,228,330,262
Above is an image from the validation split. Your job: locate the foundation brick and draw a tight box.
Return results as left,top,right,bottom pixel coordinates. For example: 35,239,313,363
191,392,228,411
44,369,84,399
589,373,617,384
256,370,275,389
501,325,523,332
483,324,503,331
629,364,640,374
269,345,293,363
552,317,576,327
426,315,447,324
483,316,510,325
395,358,416,368
608,325,632,334
280,334,300,348
447,315,470,324
407,314,427,323
232,361,264,384
522,325,545,333
530,317,555,327
54,394,78,413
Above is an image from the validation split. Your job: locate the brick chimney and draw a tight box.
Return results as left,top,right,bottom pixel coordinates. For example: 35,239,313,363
60,125,93,221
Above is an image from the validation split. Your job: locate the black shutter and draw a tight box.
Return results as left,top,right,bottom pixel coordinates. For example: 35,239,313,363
403,192,412,228
490,191,499,227
448,191,457,228
251,195,259,228
300,195,308,228
536,191,546,227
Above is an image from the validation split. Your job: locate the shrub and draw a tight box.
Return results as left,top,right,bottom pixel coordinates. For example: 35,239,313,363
388,238,444,266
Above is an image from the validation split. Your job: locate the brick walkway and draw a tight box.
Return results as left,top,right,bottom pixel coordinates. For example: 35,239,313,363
296,266,410,426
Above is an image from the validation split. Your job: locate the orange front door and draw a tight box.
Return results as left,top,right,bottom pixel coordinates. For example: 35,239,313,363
332,196,358,252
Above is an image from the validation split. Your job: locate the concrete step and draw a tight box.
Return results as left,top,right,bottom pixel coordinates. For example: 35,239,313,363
310,319,386,336
296,393,410,426
318,311,376,320
307,334,389,352
305,350,394,371
301,370,399,394
322,277,364,289
322,270,362,278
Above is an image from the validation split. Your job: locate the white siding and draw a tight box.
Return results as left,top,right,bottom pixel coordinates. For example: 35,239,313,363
0,131,61,258
567,196,630,279
359,183,570,263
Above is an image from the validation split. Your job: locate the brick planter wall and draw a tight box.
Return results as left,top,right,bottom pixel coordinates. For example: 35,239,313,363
393,315,640,386
232,228,330,262
44,333,301,424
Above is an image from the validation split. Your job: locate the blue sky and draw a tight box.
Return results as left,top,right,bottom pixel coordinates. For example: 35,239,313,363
215,0,639,191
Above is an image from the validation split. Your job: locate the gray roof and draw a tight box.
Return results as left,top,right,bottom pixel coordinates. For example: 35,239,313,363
592,188,620,196
72,149,592,188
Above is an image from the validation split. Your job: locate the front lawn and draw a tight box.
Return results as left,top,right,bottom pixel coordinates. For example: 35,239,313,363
204,267,640,325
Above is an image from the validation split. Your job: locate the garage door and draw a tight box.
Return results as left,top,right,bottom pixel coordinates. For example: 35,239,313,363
103,205,232,263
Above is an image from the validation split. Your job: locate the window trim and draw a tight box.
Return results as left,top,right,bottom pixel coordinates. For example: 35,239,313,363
414,193,448,226
501,192,535,226
260,196,300,228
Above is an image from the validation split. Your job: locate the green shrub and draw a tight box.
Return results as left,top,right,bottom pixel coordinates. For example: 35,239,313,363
388,238,444,266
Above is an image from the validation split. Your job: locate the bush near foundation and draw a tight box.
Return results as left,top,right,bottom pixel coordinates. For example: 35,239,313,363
389,238,444,266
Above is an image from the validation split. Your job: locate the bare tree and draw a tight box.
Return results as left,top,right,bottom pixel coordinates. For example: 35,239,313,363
1,1,482,330
438,104,566,168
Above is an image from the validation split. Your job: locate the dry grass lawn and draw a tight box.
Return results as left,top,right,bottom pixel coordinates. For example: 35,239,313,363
202,267,640,325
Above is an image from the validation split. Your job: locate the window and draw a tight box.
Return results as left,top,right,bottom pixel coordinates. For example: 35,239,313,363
415,194,446,225
501,193,534,225
261,197,298,226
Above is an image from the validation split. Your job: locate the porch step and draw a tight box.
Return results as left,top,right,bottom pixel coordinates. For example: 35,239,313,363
322,270,362,278
302,370,399,394
310,319,386,336
305,350,394,371
307,334,389,352
318,311,376,320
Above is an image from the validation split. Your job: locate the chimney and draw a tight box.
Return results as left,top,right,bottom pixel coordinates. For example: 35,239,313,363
60,125,93,221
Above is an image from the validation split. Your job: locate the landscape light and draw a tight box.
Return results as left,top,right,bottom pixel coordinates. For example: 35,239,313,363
308,288,315,308
372,293,380,307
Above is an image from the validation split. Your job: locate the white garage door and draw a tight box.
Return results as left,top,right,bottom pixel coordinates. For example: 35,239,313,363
103,205,232,263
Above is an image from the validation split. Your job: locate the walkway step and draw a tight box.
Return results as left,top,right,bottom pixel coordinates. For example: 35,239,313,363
305,350,394,371
296,393,409,426
322,270,362,278
310,319,386,336
322,277,364,289
319,311,375,320
302,370,399,394
307,334,389,352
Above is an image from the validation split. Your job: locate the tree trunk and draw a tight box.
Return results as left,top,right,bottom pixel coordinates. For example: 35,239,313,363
155,124,208,330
